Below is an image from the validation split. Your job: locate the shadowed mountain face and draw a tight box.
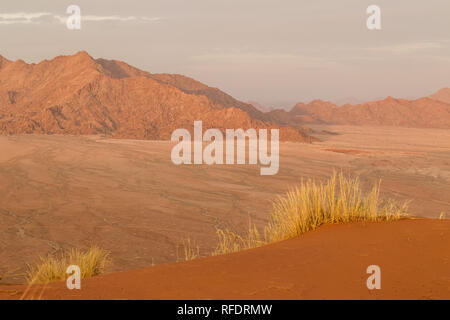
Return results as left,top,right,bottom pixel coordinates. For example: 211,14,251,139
268,94,450,129
0,51,312,142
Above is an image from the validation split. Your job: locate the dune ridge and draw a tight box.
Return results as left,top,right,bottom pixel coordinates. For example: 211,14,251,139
1,219,448,300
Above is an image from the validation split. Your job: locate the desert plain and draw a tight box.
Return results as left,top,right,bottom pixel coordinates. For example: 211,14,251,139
0,124,449,299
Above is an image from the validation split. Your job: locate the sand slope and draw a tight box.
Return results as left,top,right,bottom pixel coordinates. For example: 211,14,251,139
1,219,448,300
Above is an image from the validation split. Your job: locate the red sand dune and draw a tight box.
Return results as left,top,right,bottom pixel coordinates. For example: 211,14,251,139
1,219,448,300
0,51,311,142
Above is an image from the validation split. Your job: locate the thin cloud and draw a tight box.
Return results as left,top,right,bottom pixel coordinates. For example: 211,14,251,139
53,15,164,23
365,41,448,55
0,12,52,24
0,12,163,25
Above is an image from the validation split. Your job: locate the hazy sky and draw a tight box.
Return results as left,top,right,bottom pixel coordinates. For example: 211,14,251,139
1,0,449,108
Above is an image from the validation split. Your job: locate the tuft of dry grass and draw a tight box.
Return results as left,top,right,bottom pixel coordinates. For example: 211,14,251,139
182,239,201,261
26,246,111,284
0,268,20,282
214,172,408,255
214,221,264,256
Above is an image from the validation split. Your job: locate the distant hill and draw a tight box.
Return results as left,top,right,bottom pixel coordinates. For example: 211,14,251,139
429,88,450,104
247,101,272,113
0,51,312,142
267,94,450,129
332,97,364,106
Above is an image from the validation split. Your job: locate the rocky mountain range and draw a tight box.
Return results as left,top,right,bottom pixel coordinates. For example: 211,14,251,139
0,51,311,142
268,90,450,128
1,51,448,143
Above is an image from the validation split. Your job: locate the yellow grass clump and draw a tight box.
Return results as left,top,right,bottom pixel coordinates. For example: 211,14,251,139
26,246,111,284
214,172,408,255
182,239,201,261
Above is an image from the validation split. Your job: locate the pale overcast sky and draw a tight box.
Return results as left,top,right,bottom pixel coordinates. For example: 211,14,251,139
1,0,449,108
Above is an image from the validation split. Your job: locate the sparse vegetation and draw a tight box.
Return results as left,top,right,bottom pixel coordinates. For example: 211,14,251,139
214,222,264,256
214,172,409,255
183,239,201,261
0,268,19,283
26,246,111,284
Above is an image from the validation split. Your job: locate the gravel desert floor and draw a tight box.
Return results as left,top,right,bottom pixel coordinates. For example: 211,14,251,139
0,125,449,285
